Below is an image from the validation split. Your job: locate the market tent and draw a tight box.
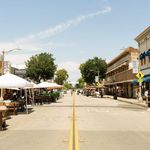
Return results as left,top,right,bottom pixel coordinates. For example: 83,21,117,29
48,83,63,89
0,73,33,88
0,73,34,114
35,82,62,89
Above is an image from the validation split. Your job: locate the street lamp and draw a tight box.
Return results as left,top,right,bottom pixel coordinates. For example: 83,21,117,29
90,69,100,93
1,48,21,74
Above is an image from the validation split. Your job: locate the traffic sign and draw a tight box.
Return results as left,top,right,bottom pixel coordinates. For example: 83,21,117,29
95,76,99,82
97,82,101,87
138,78,143,83
136,71,144,79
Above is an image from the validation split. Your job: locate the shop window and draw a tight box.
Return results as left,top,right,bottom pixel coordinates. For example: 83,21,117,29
144,57,146,65
141,59,143,66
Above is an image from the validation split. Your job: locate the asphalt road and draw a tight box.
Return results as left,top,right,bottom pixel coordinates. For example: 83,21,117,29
76,94,150,150
1,93,150,150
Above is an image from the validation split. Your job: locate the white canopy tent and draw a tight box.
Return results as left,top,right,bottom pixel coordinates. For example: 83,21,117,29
35,81,62,89
0,73,33,88
0,73,34,114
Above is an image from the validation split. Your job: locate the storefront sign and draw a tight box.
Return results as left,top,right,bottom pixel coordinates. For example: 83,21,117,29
132,60,138,74
95,76,99,82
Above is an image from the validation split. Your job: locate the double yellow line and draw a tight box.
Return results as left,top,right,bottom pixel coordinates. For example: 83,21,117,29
69,93,80,150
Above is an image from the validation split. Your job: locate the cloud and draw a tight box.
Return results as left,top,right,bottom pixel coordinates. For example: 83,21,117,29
0,6,112,51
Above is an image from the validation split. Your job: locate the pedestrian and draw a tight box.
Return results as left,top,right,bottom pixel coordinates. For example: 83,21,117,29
136,89,140,100
71,90,73,96
144,90,148,104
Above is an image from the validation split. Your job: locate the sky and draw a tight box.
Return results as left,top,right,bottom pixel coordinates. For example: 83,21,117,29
0,0,149,82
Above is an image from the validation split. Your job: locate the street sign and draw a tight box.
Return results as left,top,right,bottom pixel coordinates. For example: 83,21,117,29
95,76,99,82
97,82,101,87
138,78,143,83
136,71,144,79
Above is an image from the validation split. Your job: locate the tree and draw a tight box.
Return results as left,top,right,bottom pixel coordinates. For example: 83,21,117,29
25,52,57,82
75,77,85,89
79,57,107,84
63,82,73,89
54,69,69,85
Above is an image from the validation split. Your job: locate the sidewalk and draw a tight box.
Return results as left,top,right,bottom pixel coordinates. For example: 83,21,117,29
106,95,147,108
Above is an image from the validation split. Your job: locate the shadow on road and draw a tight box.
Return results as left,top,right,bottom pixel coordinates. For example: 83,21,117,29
43,105,146,111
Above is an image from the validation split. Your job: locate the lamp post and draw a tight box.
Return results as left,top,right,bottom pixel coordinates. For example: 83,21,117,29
2,48,21,74
90,69,100,93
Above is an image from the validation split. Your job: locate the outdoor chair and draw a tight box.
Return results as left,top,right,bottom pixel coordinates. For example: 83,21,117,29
7,102,18,115
17,98,26,112
34,96,43,105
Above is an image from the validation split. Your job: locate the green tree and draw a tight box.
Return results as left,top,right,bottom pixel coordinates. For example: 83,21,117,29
54,69,69,85
79,57,107,84
63,82,73,89
25,52,57,82
75,77,85,89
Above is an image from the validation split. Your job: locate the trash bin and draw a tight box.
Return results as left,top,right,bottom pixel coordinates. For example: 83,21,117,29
113,94,117,100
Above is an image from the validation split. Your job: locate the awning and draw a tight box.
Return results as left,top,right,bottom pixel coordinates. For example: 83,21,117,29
143,76,150,82
131,76,150,85
132,79,138,85
105,80,133,86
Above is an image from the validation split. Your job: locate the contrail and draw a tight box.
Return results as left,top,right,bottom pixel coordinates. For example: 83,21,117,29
0,6,112,50
16,6,112,43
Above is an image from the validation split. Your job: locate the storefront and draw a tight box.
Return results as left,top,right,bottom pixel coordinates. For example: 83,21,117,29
135,26,150,92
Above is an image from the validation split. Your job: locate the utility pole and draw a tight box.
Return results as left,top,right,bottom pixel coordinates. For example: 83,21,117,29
0,49,5,75
97,70,100,94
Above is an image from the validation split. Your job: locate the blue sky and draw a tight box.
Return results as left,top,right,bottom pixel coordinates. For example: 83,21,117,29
0,0,149,82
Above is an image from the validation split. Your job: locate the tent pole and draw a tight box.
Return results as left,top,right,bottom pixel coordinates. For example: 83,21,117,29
25,89,28,114
0,88,3,100
32,88,35,106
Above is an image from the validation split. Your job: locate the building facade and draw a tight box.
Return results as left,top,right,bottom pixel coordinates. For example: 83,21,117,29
105,47,139,98
135,26,150,91
11,66,26,79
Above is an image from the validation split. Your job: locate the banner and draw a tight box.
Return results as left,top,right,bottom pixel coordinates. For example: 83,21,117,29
132,60,138,74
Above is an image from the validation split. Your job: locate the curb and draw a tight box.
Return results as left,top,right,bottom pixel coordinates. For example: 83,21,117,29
116,99,147,108
106,96,147,108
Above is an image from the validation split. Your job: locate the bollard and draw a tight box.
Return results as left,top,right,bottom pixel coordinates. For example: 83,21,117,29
113,94,117,100
113,87,117,100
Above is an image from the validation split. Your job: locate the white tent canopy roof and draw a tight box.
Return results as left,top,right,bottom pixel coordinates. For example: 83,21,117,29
0,73,33,88
35,81,62,89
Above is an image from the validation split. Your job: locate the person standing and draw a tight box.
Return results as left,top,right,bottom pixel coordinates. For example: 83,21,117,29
136,89,140,100
144,90,148,104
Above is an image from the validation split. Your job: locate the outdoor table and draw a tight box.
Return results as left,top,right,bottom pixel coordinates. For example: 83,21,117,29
4,101,19,115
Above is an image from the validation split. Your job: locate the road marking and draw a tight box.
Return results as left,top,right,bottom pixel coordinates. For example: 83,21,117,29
69,93,80,150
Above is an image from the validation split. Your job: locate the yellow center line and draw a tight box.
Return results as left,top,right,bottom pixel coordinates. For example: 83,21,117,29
69,92,80,150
